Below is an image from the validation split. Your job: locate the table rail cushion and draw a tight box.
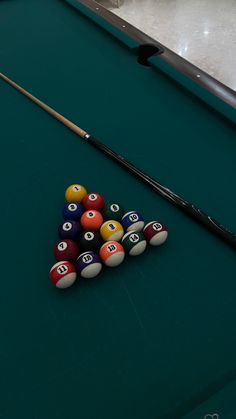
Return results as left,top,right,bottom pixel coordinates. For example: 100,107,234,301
64,0,236,124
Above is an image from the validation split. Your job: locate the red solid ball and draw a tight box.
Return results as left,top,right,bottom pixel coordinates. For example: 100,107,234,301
54,239,79,261
82,192,105,211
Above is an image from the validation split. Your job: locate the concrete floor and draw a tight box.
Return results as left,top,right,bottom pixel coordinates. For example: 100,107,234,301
98,0,236,91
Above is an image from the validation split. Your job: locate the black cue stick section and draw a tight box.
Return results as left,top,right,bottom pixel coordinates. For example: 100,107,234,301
86,135,236,248
1,71,236,249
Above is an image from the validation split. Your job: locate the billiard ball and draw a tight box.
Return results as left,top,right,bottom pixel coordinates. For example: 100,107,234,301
50,261,77,289
58,220,81,240
78,230,103,252
99,241,125,267
65,184,87,202
121,211,145,231
80,210,103,231
102,203,124,221
121,231,147,256
100,220,124,241
82,192,105,211
76,251,102,279
143,221,168,245
62,202,84,221
54,239,79,261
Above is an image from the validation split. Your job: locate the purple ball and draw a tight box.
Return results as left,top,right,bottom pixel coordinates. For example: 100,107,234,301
58,220,81,240
76,251,102,279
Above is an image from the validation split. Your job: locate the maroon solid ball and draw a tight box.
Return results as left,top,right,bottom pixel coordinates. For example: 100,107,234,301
143,221,168,246
82,192,105,211
54,239,79,261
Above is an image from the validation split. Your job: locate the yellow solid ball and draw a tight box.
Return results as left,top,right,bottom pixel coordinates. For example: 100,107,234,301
100,220,124,242
65,184,87,202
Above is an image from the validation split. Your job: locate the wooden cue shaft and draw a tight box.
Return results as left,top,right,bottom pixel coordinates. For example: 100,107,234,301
1,71,236,248
0,72,87,138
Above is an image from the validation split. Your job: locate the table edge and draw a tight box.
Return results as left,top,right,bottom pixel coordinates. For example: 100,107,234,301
64,0,236,115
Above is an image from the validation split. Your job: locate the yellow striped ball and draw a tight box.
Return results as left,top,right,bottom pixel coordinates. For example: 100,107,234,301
100,220,124,242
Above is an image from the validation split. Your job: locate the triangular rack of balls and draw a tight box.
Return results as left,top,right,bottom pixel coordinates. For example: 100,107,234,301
49,184,168,289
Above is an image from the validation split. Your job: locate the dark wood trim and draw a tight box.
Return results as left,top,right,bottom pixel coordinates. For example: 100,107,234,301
66,0,236,110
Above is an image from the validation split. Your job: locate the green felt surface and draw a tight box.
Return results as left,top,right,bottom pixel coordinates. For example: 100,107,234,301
0,1,236,418
182,379,236,419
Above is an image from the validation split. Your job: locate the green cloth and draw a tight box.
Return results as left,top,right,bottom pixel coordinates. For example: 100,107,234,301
182,379,236,419
0,1,236,418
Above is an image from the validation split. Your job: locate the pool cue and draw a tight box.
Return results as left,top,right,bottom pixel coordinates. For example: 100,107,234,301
1,71,236,249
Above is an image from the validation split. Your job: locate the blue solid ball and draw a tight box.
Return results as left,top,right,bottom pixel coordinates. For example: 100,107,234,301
62,202,85,221
58,220,81,240
76,251,102,279
121,211,145,232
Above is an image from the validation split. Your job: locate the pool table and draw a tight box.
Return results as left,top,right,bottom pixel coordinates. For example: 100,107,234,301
1,1,236,418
